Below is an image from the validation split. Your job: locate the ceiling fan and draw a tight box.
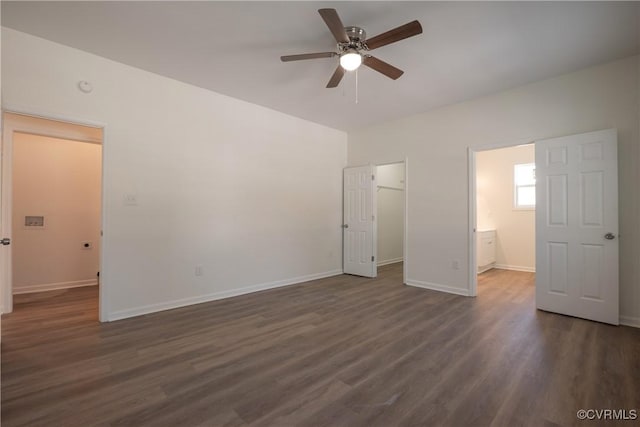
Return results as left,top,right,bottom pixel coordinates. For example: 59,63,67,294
281,9,423,88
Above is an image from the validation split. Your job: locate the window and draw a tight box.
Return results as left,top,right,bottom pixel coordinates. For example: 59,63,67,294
514,163,536,209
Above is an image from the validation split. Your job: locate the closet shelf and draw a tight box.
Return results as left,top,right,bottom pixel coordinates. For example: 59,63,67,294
377,185,404,191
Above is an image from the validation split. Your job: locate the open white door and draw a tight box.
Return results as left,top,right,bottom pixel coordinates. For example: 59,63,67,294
536,129,618,325
343,165,377,277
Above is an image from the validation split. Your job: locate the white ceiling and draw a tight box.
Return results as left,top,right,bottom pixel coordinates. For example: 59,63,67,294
3,1,639,131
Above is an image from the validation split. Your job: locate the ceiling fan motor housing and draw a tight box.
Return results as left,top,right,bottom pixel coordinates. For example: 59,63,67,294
346,26,366,42
339,26,368,53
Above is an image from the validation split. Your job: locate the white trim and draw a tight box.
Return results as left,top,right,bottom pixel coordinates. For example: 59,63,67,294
467,148,478,297
377,257,403,267
371,163,378,278
13,279,98,295
405,279,470,297
470,138,536,152
98,125,109,322
1,115,17,313
3,104,107,129
494,264,536,273
108,269,344,322
403,157,409,285
619,316,640,328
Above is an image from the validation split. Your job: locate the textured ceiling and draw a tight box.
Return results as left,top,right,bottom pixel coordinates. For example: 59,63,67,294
3,1,639,131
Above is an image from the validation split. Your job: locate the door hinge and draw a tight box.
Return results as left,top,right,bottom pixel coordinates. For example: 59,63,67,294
371,256,375,262
372,215,375,221
371,174,375,181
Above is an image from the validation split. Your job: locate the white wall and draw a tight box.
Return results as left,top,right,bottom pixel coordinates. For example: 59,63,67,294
476,145,535,272
2,28,347,320
349,56,640,324
377,163,404,265
12,133,102,293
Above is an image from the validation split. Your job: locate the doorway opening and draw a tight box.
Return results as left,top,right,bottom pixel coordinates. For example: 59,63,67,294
469,129,619,324
1,112,104,321
376,161,406,277
469,143,535,296
342,160,408,284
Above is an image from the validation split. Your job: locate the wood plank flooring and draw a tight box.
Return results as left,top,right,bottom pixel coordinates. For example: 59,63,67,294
2,264,639,426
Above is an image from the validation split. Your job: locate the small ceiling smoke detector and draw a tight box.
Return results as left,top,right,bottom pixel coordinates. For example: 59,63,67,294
78,80,93,93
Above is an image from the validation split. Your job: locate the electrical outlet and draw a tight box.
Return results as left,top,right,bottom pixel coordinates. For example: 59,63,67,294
195,265,203,276
451,259,460,270
81,241,93,250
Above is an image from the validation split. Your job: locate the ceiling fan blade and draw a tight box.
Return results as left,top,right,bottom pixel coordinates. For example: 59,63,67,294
363,56,404,80
326,66,346,88
318,9,350,44
364,20,423,50
281,52,336,62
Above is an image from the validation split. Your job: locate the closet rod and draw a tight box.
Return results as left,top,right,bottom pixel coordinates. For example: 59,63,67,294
377,185,404,191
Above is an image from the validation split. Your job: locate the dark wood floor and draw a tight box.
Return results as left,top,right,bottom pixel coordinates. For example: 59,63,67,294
2,264,639,426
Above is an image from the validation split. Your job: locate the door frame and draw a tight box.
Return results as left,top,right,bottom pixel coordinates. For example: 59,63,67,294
1,107,109,322
375,159,408,285
467,139,533,296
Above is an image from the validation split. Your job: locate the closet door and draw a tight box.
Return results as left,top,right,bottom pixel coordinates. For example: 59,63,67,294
343,165,377,277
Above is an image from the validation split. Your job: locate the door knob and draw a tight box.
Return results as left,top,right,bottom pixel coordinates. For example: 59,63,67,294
1,238,10,246
341,224,349,228
604,233,616,240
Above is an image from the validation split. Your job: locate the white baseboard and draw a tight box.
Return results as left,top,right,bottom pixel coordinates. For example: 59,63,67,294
108,269,344,322
620,315,640,328
477,262,496,274
13,279,98,295
494,264,536,273
377,257,403,267
405,279,470,297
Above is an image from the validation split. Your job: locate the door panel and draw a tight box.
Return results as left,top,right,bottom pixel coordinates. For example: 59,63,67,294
580,171,603,226
580,244,603,300
547,242,568,295
547,174,568,226
536,129,618,325
343,165,376,277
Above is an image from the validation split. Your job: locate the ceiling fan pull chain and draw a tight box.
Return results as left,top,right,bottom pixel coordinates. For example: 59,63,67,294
355,68,359,104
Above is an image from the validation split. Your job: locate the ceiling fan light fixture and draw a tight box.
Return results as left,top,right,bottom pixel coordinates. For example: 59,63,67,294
340,50,362,71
